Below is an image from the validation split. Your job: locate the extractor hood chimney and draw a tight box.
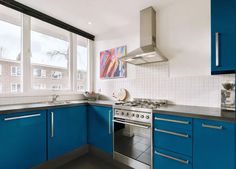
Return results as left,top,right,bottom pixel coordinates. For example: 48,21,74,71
121,7,167,65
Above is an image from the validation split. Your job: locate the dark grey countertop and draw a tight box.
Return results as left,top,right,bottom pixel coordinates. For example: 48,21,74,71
154,105,235,122
0,100,234,122
0,100,114,114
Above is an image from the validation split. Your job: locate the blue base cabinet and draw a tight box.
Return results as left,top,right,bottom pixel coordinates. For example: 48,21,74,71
211,0,236,74
88,106,113,154
154,148,192,169
193,119,235,169
47,106,87,160
0,111,47,169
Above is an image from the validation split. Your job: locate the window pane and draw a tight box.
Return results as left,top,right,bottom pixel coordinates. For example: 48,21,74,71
31,18,70,91
0,5,22,94
77,35,88,92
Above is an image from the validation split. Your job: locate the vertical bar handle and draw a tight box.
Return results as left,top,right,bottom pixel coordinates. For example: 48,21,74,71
109,110,111,134
51,112,54,138
215,32,220,67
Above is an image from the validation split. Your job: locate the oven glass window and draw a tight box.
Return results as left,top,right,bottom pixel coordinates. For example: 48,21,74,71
114,122,151,165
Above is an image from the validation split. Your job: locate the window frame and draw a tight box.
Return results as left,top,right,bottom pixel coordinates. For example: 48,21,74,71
0,11,92,97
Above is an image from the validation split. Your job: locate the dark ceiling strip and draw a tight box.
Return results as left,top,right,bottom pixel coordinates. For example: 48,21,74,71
0,0,95,41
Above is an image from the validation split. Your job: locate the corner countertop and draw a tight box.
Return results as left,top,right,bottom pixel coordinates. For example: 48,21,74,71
0,100,234,122
154,105,235,122
0,100,114,114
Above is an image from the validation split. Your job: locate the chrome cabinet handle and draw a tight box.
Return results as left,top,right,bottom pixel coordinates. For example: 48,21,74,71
155,151,189,165
113,119,150,129
202,123,223,130
155,117,190,125
4,113,41,121
109,110,111,134
215,32,220,67
51,112,54,138
155,128,189,138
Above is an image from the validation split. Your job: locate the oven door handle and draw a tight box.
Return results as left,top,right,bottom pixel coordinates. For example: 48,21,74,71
113,119,150,129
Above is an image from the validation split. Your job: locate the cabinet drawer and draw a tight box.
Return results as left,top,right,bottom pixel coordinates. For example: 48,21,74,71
154,114,192,131
154,126,192,156
154,148,192,169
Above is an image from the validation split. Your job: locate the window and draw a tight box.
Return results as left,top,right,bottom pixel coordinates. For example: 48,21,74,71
33,83,46,90
77,35,88,92
11,66,21,76
51,71,62,79
0,5,22,94
31,18,70,91
0,4,91,95
11,83,21,93
51,84,62,91
33,68,46,78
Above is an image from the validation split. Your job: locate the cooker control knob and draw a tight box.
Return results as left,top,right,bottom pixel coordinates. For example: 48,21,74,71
132,113,135,117
141,115,144,118
146,115,150,119
136,114,139,118
126,112,129,116
121,112,124,115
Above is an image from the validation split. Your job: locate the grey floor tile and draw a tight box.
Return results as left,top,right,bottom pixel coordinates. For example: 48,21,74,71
57,154,120,169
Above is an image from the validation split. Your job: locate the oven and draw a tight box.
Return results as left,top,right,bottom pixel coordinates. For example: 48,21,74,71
113,108,152,169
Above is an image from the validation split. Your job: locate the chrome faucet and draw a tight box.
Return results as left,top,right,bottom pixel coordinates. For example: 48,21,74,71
52,94,59,103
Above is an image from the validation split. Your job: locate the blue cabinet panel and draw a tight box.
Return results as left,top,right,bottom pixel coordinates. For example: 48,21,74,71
153,114,193,157
88,106,113,154
48,106,87,160
154,114,192,131
154,127,192,157
154,148,192,169
211,0,236,74
193,119,235,169
0,111,47,169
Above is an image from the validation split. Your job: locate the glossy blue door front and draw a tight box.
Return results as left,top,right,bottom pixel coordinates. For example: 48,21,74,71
211,0,236,74
193,119,235,169
88,106,113,154
48,106,87,160
0,111,47,169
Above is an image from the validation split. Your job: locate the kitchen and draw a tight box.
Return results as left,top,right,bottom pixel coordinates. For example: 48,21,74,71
0,0,235,169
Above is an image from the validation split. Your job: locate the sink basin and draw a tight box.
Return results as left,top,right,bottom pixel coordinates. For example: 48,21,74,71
44,101,72,105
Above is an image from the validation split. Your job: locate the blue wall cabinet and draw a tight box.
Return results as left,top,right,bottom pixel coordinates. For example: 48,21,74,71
47,106,87,160
193,119,235,169
0,111,47,169
211,0,236,74
88,106,113,154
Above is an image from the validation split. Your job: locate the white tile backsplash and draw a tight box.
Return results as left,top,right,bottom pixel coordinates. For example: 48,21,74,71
96,62,235,108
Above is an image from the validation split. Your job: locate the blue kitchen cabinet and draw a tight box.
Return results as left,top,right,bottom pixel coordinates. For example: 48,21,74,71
154,148,192,169
88,106,113,154
0,111,47,169
211,0,236,74
47,106,87,160
193,119,235,169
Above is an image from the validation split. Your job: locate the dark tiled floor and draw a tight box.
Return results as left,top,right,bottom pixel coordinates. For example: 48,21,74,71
57,154,120,169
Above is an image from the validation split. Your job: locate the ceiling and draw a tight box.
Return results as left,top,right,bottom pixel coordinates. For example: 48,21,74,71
16,0,176,37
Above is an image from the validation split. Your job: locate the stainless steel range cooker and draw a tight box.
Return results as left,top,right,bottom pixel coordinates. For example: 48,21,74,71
113,99,167,169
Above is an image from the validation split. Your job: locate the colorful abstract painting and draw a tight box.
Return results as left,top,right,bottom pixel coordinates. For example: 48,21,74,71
100,46,126,79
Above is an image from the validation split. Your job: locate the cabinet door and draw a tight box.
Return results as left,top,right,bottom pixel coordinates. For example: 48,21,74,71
0,111,47,169
193,119,235,169
48,106,87,160
211,0,236,74
88,106,113,154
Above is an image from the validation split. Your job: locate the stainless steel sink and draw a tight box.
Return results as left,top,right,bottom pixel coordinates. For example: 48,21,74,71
44,101,72,105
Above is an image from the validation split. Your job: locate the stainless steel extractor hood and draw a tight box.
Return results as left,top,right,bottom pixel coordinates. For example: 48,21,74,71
121,7,167,65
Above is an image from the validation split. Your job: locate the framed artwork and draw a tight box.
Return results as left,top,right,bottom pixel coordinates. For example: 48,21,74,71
100,46,126,79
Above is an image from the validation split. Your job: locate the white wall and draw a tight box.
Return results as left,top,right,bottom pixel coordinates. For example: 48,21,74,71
94,0,235,107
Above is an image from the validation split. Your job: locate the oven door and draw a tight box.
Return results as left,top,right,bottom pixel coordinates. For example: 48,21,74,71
113,118,152,169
